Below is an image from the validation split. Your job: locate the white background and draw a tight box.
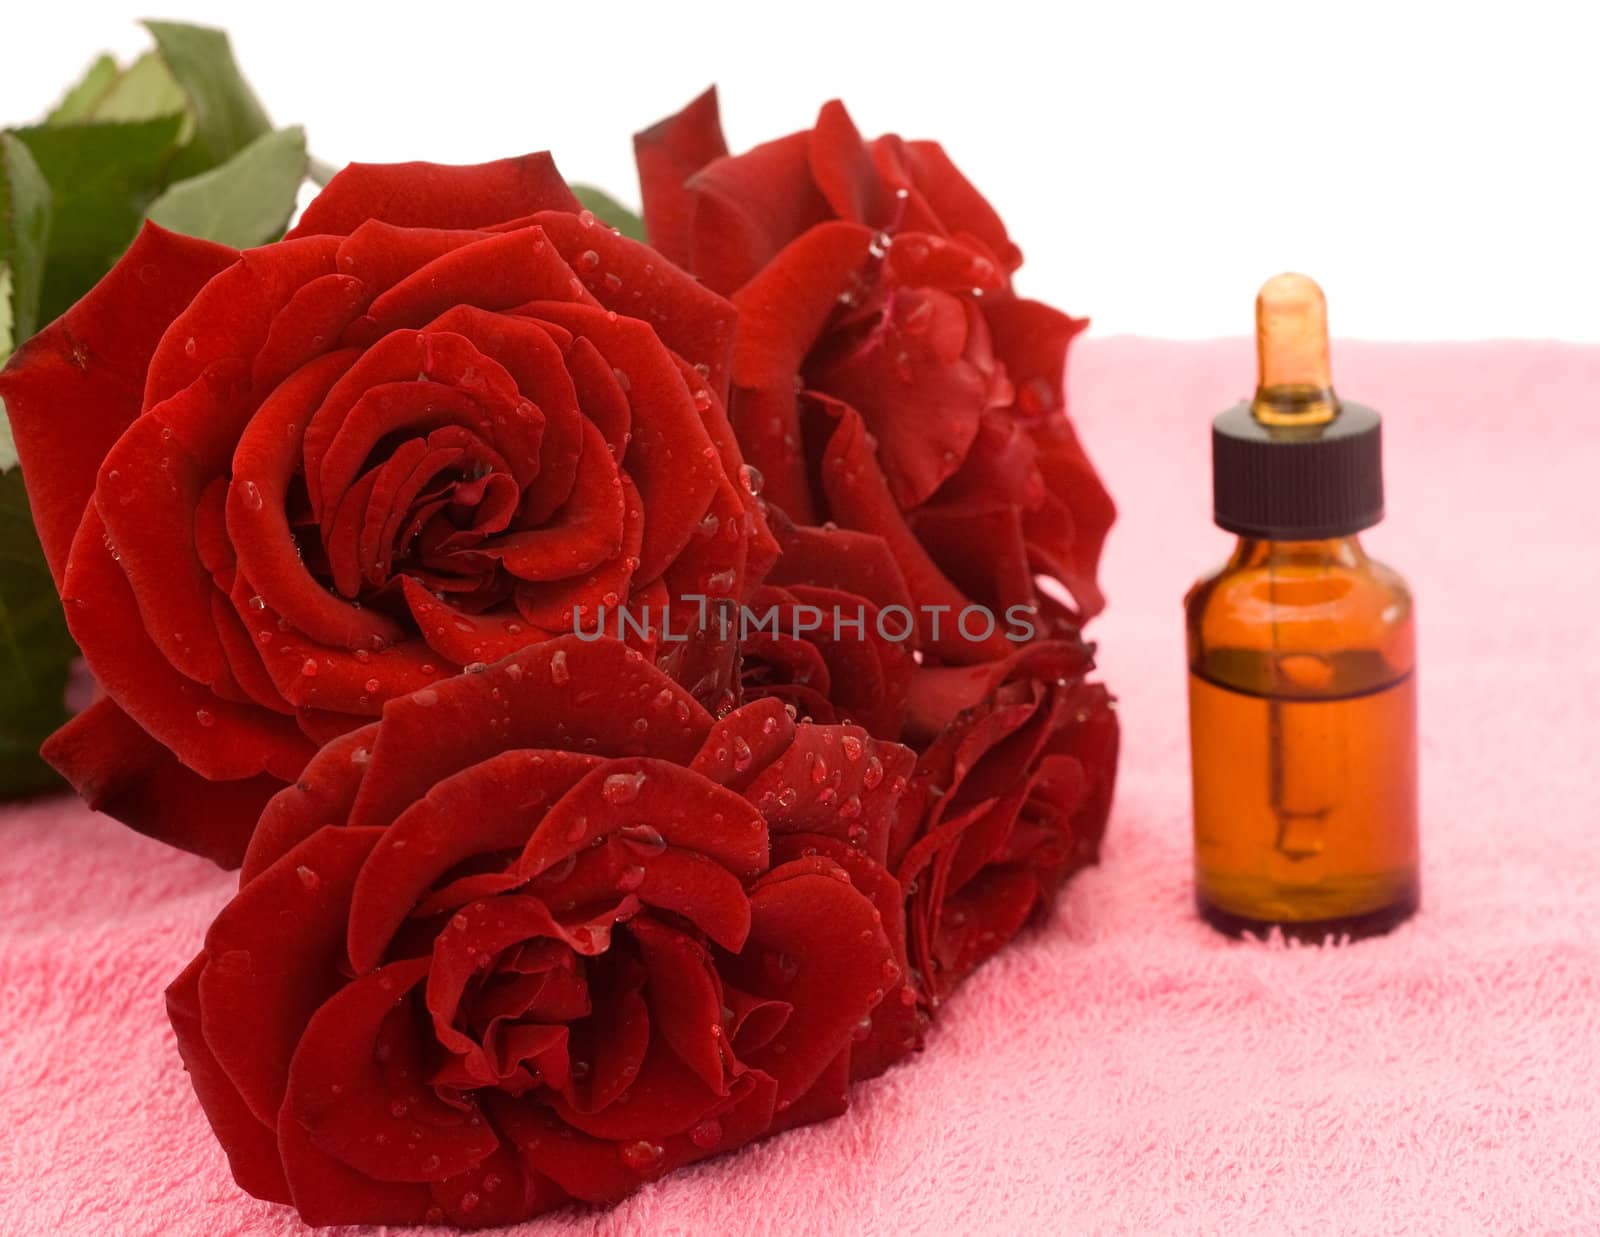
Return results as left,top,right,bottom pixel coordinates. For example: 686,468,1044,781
7,0,1599,340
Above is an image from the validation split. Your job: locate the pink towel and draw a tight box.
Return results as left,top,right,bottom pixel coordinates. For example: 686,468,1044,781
3,339,1597,1235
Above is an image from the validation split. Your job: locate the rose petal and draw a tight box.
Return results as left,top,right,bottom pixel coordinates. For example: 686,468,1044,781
724,861,894,1105
819,406,1011,662
288,153,580,239
166,957,291,1202
60,507,315,781
199,825,386,1123
0,223,236,584
285,960,499,1183
534,209,738,404
43,697,282,868
346,749,600,973
634,87,730,269
808,100,887,226
349,638,710,829
684,132,832,296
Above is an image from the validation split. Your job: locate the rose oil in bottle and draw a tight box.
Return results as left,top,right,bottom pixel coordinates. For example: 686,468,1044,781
1186,274,1419,941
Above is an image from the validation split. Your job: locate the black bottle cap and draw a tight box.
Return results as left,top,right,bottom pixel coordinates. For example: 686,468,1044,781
1212,401,1383,539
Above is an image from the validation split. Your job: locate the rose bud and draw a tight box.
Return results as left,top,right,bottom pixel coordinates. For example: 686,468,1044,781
168,637,916,1227
0,154,776,865
892,640,1119,1006
636,90,1113,663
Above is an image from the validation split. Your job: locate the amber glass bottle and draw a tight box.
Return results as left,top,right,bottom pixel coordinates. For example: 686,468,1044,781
1187,275,1419,940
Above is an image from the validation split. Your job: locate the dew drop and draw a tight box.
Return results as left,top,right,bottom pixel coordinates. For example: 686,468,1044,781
602,771,645,805
617,864,646,891
300,658,320,677
239,480,264,511
295,865,321,891
619,822,666,857
841,734,864,763
862,756,885,789
731,736,753,771
194,708,215,728
620,1140,663,1173
550,650,570,685
412,687,440,707
689,1118,723,1149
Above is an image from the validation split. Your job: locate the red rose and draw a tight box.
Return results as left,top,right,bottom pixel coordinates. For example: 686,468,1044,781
168,637,917,1227
636,90,1114,663
893,640,1119,1005
737,515,915,741
0,153,775,866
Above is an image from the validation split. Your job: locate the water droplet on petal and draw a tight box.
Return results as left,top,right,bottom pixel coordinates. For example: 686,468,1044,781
550,650,570,685
602,771,645,804
295,865,321,891
620,823,666,857
689,1118,723,1149
194,708,215,728
412,687,440,707
620,1140,664,1173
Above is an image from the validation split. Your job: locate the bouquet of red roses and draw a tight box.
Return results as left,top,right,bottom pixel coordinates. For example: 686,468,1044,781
0,77,1117,1226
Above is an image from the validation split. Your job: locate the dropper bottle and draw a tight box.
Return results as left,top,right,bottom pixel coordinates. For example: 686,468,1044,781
1186,274,1419,940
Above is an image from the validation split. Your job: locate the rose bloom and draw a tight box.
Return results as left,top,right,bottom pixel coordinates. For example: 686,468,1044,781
636,90,1114,664
0,154,774,865
892,640,1119,1004
736,515,915,741
168,638,918,1227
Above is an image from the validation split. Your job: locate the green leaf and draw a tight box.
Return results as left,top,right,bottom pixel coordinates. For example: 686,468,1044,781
0,266,12,370
0,133,53,345
13,114,185,324
571,185,645,242
89,50,190,128
0,465,74,798
148,126,307,247
45,54,120,125
143,21,271,170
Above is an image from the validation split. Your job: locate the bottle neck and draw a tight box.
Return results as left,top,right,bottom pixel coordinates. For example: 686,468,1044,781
1227,535,1368,570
